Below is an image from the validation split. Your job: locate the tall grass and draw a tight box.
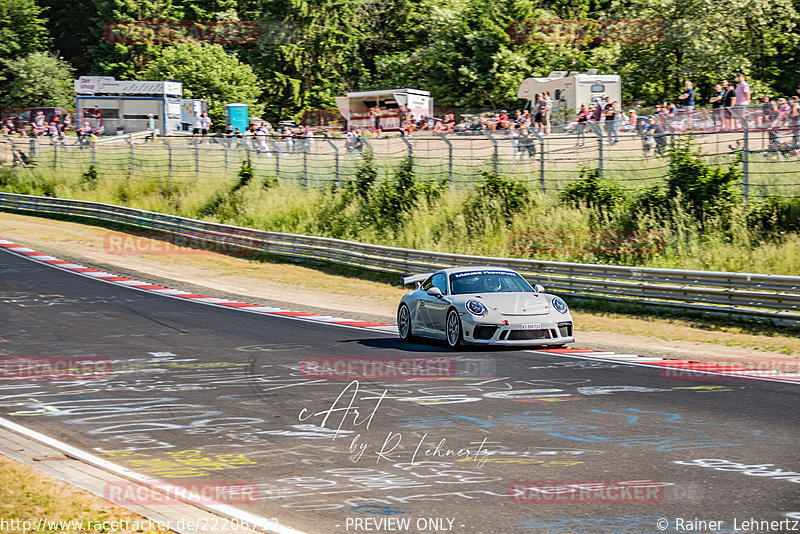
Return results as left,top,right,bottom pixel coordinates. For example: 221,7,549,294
0,149,798,275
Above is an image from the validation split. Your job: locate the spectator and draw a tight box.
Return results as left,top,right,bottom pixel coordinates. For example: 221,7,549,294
734,73,751,106
758,96,772,128
723,81,737,130
63,112,72,133
32,111,47,135
591,98,604,121
76,121,93,145
507,123,520,159
370,106,382,138
2,118,16,135
709,84,725,130
497,109,510,130
533,94,545,133
200,112,212,138
145,113,156,141
623,109,638,131
576,103,589,146
92,107,102,131
645,117,667,155
193,112,202,136
604,101,620,144
543,91,553,135
677,81,695,128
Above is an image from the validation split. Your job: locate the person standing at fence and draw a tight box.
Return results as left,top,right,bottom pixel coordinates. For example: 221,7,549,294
575,104,589,147
145,113,156,142
533,94,544,133
733,74,751,129
723,81,737,131
370,106,382,138
543,91,553,135
193,112,202,136
709,84,725,131
604,101,620,144
200,112,212,140
677,81,695,128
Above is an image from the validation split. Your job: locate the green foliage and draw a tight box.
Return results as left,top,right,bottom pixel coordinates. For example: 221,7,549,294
0,0,48,65
144,44,263,129
746,197,800,233
236,159,254,191
1,52,75,108
559,166,626,212
350,149,378,201
466,170,532,227
81,165,99,190
666,139,740,220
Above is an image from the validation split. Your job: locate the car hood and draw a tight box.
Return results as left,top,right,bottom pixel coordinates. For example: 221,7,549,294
468,293,551,315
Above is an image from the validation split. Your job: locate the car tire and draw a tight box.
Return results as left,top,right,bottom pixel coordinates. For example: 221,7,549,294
397,304,415,342
446,308,463,349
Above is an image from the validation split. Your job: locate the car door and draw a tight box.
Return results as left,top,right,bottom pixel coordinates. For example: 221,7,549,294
423,273,449,335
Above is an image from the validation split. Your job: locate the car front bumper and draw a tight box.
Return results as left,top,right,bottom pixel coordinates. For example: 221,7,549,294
461,316,574,346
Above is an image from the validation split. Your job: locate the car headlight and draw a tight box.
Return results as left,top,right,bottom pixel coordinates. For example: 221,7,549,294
466,299,487,316
552,297,569,314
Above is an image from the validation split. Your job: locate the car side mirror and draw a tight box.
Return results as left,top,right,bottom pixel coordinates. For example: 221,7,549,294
534,284,546,293
427,287,444,298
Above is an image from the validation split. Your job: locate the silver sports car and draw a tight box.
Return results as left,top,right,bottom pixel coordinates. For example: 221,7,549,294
397,266,574,348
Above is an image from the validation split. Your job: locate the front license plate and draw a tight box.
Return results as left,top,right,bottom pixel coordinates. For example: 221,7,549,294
521,323,542,330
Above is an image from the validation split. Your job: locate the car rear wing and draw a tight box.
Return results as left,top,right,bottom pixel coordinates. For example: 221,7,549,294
401,272,432,288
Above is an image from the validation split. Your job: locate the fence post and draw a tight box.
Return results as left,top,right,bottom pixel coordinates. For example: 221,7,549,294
528,130,546,192
125,137,134,177
302,146,308,187
482,131,499,174
324,136,340,187
188,137,200,176
51,138,58,170
436,133,453,184
587,122,604,177
162,139,173,185
399,135,413,159
91,138,96,167
741,115,749,203
29,137,38,165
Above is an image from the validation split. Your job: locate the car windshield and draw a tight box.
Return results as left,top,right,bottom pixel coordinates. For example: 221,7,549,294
449,270,534,294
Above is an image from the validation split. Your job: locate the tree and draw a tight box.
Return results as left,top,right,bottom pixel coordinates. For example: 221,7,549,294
2,51,75,108
240,0,364,119
0,0,49,65
143,43,263,128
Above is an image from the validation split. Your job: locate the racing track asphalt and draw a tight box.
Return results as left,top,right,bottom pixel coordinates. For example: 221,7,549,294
1,246,799,534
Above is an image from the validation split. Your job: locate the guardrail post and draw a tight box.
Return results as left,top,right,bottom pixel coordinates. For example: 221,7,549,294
587,122,604,177
188,137,200,176
528,130,546,191
482,131,499,174
125,137,134,177
436,133,453,184
324,136,340,187
161,139,173,185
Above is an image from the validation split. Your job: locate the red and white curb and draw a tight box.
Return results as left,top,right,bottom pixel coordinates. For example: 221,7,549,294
2,238,798,384
0,239,396,335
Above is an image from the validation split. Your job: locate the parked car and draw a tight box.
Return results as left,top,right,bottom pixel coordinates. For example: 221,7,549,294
397,266,574,348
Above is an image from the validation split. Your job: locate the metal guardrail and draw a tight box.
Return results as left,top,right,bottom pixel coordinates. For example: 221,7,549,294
1,191,798,322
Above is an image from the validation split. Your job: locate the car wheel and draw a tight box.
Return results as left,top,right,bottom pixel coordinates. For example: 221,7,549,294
446,309,462,349
397,304,414,342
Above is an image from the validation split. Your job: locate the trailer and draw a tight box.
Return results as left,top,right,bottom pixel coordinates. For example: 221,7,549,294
74,76,183,135
517,70,621,115
335,88,432,131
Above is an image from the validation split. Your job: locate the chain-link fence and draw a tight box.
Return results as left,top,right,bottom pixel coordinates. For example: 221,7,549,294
2,120,798,200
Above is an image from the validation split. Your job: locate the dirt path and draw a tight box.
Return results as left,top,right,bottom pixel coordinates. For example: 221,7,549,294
1,211,797,370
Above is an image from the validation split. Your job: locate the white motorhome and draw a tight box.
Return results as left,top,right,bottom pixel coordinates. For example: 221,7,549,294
335,88,432,131
517,70,621,116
